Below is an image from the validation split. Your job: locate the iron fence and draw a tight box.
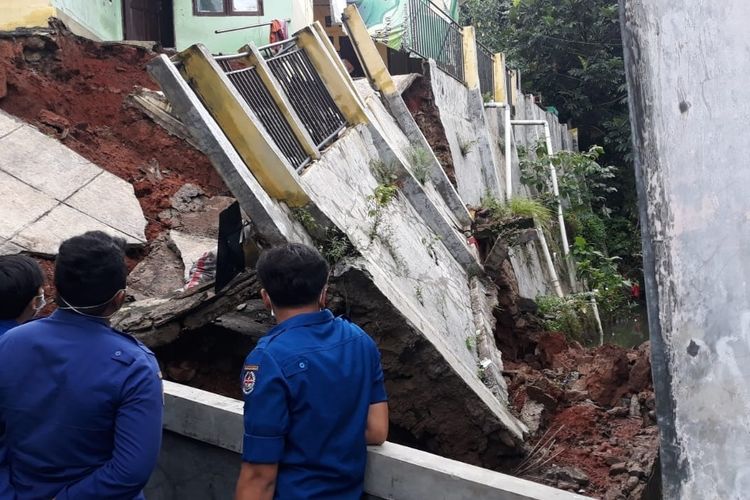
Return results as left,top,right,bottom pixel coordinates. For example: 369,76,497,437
260,38,347,152
215,53,310,170
404,0,464,83
477,41,494,97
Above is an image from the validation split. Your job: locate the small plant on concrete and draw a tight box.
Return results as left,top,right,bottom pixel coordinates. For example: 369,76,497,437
407,146,432,184
291,207,319,234
320,227,357,266
415,285,425,306
421,234,441,265
465,335,477,352
370,159,400,186
458,138,477,157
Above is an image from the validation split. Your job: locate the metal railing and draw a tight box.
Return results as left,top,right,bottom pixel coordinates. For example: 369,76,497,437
477,40,494,97
260,38,347,152
215,53,310,170
404,0,464,83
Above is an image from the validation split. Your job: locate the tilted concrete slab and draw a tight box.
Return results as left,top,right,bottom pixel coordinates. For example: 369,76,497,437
0,110,147,256
169,230,217,282
148,52,527,467
146,382,589,500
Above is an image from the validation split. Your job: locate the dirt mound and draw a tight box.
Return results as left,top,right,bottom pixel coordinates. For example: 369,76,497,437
505,332,658,498
0,23,227,242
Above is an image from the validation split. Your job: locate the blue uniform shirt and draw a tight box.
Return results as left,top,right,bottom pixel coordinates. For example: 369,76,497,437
0,310,164,500
0,320,17,339
241,310,387,500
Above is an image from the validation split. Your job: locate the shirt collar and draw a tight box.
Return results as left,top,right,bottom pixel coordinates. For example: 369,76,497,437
50,308,110,326
267,309,334,337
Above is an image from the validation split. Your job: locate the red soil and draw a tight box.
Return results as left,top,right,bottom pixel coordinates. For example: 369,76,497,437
0,25,227,242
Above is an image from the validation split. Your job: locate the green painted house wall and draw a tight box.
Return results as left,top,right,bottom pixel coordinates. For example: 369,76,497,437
52,0,313,54
174,0,312,53
52,0,124,41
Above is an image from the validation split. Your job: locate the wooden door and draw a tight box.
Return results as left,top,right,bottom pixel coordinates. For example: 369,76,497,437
123,0,163,42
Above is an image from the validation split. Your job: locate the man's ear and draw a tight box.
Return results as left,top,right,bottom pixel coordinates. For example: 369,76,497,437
261,289,273,311
319,286,328,308
112,289,127,310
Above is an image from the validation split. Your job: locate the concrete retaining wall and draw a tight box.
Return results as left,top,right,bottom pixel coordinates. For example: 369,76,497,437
146,382,590,500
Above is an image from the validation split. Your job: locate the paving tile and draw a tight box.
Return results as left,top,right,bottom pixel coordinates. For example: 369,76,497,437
0,240,25,256
65,172,147,242
0,125,100,201
0,111,23,138
14,204,142,257
0,170,58,240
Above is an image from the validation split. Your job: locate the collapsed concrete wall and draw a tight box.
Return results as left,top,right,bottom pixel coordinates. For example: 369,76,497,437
148,40,528,466
426,61,504,206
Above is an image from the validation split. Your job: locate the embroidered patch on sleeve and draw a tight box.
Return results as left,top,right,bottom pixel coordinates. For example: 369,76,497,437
242,370,257,395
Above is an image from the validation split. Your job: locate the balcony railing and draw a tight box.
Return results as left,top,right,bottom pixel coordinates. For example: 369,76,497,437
404,0,464,83
215,52,311,170
260,38,348,154
477,40,494,97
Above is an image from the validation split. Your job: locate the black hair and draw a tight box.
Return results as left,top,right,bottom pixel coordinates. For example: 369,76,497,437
55,231,127,312
256,243,329,308
0,255,44,320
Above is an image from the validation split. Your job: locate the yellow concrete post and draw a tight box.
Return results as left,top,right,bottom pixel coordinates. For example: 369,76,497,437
238,44,320,160
462,26,480,90
493,53,507,104
310,21,368,112
296,24,369,125
178,44,309,207
341,4,397,96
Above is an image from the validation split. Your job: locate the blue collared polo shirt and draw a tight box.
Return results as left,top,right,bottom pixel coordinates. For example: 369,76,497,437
0,320,17,339
241,309,387,499
0,309,163,500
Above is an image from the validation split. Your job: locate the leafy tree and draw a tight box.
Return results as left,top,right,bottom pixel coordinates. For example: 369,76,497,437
462,0,641,276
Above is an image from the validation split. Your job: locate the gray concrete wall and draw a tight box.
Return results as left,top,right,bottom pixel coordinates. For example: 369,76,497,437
147,382,589,500
621,1,750,498
428,61,503,206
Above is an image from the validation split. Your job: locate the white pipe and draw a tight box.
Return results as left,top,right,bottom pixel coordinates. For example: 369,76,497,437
543,122,570,256
510,120,571,257
536,224,564,298
589,295,605,346
504,105,512,200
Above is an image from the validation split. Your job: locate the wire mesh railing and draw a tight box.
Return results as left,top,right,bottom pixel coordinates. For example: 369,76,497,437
477,41,494,97
404,0,464,83
260,38,347,151
215,53,310,170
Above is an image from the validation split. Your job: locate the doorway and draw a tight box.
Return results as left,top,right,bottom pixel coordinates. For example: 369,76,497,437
123,0,175,48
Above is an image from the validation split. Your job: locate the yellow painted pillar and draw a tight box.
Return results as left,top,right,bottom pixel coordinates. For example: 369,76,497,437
510,69,519,108
493,53,507,104
178,44,309,207
296,24,369,125
341,4,397,96
238,44,320,160
310,21,368,112
462,26,480,90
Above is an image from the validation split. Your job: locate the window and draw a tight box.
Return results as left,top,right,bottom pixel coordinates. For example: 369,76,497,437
194,0,263,16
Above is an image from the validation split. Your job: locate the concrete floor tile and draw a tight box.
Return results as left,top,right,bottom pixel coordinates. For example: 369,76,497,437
0,111,23,139
64,172,147,242
0,170,58,240
0,125,100,201
14,204,143,257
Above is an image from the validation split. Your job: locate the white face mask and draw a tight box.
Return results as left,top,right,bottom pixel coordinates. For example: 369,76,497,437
33,292,46,317
58,289,125,319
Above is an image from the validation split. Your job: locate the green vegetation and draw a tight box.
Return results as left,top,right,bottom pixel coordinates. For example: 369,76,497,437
458,138,477,157
465,335,477,352
407,147,432,185
291,207,357,266
476,196,552,243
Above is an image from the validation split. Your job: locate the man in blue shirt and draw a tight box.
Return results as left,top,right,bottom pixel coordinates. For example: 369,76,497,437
0,255,46,337
0,231,164,499
235,243,389,500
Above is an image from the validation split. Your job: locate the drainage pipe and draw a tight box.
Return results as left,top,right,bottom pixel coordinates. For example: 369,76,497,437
510,119,570,257
483,102,513,200
536,224,564,298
